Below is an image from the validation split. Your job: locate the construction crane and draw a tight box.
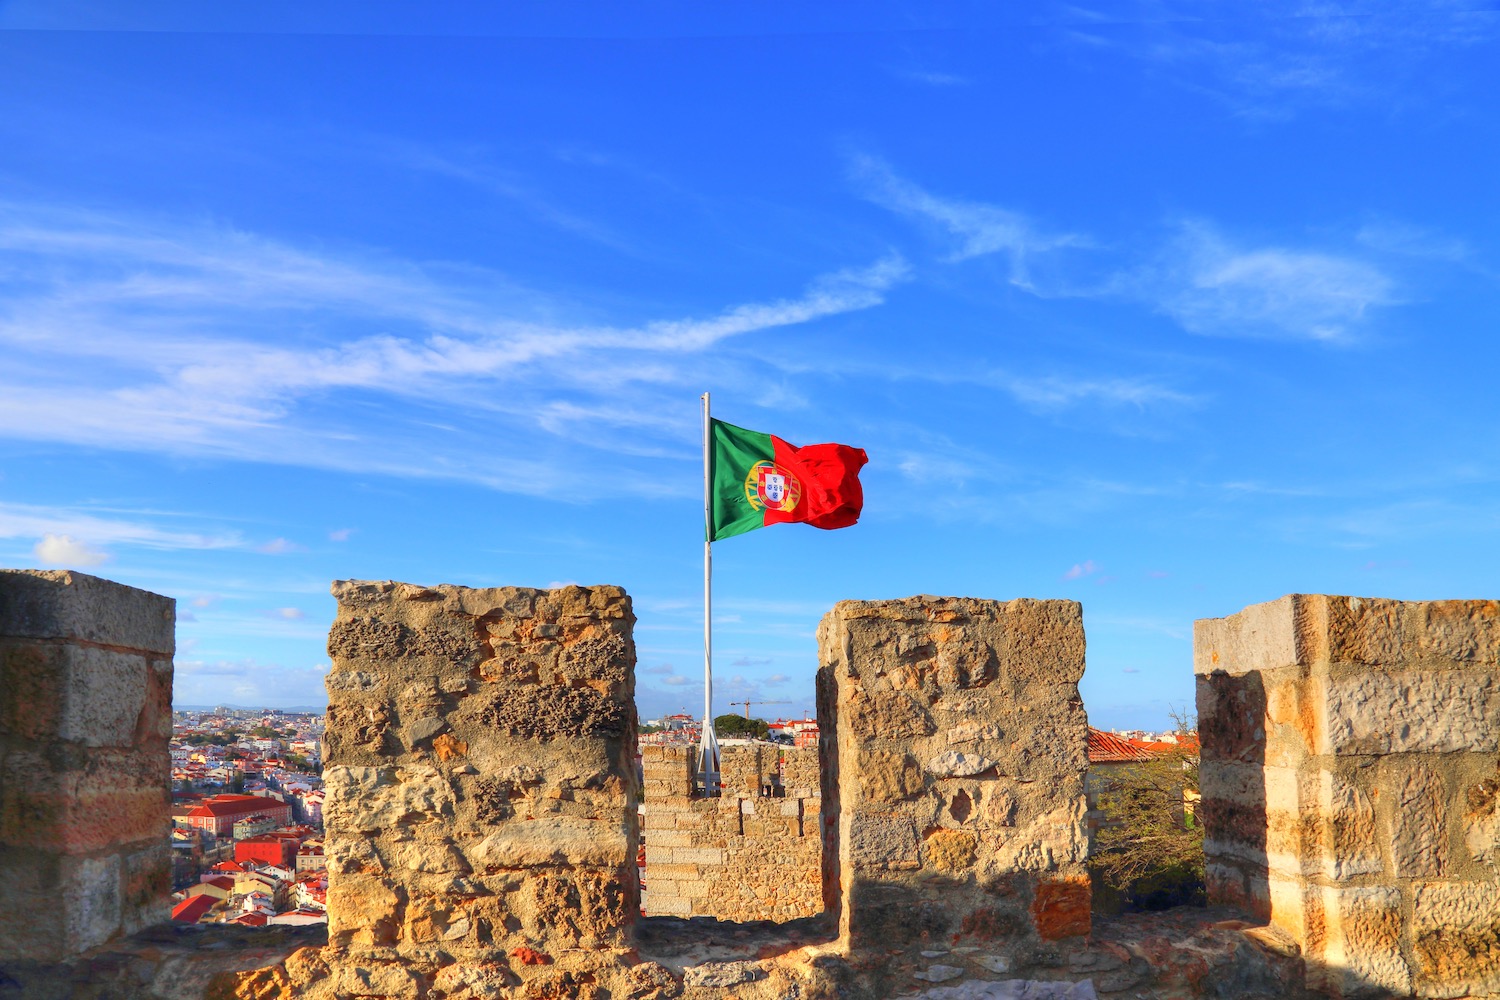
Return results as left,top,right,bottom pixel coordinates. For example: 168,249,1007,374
728,699,792,719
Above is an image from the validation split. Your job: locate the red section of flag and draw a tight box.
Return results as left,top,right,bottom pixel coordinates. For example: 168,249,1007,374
767,436,868,531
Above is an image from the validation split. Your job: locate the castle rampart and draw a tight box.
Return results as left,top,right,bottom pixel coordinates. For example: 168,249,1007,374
639,743,823,922
2,575,1497,999
1197,594,1500,998
0,569,174,963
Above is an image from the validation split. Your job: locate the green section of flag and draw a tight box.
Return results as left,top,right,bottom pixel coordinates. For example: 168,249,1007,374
708,418,774,541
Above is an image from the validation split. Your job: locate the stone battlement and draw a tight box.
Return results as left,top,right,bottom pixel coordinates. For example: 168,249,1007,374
0,574,1495,999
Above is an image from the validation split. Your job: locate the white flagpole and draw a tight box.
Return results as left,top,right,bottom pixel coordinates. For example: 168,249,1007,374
698,392,720,794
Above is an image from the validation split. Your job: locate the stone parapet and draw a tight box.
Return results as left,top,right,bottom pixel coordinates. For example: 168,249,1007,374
640,743,823,922
640,743,695,799
817,596,1091,969
1196,594,1500,999
321,579,639,994
0,569,174,962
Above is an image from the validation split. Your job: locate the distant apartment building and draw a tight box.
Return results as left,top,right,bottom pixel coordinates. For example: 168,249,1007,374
233,814,279,839
182,794,293,837
295,840,325,872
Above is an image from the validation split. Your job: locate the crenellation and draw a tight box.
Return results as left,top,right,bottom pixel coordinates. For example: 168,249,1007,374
0,569,174,963
1197,593,1500,999
320,579,640,993
7,572,1500,998
818,596,1092,973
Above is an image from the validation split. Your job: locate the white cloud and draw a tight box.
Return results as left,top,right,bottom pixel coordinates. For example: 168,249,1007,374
33,533,108,567
1149,225,1393,342
852,155,1084,284
271,608,305,620
0,203,907,498
1062,560,1098,580
0,501,240,555
1057,1,1498,119
256,538,302,555
328,528,354,542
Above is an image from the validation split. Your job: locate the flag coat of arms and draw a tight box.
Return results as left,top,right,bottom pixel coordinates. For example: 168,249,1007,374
708,419,868,541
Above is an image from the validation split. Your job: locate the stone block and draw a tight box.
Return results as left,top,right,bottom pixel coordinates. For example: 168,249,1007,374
1195,595,1305,676
1199,594,1500,1000
1412,881,1500,997
0,642,152,747
1390,765,1449,878
1306,885,1411,999
1321,669,1498,755
0,569,174,654
1318,770,1383,879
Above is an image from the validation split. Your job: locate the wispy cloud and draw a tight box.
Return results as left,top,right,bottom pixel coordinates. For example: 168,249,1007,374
1063,559,1098,580
851,156,1085,285
1145,224,1394,342
856,162,1399,343
0,501,242,555
893,69,971,87
0,203,907,498
1055,1,1499,119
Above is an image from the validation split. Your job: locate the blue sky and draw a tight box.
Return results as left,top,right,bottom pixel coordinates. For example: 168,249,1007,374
1,2,1497,726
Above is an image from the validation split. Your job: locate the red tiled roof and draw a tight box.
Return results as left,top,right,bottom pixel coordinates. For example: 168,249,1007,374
188,795,288,818
1136,734,1201,755
171,895,215,923
233,912,269,926
1087,727,1159,763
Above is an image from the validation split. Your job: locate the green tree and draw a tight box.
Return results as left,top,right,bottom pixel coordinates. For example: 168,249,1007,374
284,754,315,773
1088,713,1203,909
249,725,280,739
714,714,769,739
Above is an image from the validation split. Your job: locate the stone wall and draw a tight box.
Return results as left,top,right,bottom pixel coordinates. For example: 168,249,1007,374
1196,594,1500,999
320,580,642,998
640,744,822,922
0,569,174,962
817,597,1092,971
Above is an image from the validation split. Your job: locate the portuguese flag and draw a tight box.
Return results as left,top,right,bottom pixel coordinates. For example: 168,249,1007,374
709,419,868,541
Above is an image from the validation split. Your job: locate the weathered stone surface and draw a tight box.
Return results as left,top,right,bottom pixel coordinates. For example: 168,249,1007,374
1319,771,1383,879
820,596,1090,966
321,580,638,989
915,981,1098,999
0,570,172,964
1466,768,1500,867
913,963,965,982
1322,669,1498,755
927,750,998,778
1412,881,1500,996
682,960,764,987
1390,765,1448,878
0,568,174,653
1198,593,1500,1000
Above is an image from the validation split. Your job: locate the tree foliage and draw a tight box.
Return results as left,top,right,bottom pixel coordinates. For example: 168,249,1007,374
284,754,316,773
714,714,769,739
1088,714,1203,904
